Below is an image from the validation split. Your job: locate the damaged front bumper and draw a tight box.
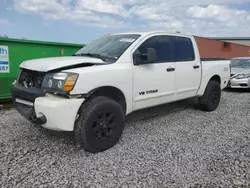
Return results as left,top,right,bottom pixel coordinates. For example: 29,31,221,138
11,81,84,131
15,98,47,125
11,81,46,124
34,94,84,131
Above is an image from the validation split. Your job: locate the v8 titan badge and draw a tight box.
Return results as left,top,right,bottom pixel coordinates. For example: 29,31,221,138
0,46,9,73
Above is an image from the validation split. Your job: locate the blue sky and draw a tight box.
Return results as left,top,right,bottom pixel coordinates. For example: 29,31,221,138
1,0,250,44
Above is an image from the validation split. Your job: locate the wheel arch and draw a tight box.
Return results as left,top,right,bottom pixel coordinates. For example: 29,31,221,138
209,75,221,84
197,74,221,96
84,86,127,114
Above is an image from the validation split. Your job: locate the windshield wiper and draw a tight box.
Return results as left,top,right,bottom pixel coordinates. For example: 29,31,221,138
82,53,104,60
73,53,116,62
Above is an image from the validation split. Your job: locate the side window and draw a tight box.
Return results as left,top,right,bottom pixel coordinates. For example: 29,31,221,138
174,36,195,62
134,35,173,64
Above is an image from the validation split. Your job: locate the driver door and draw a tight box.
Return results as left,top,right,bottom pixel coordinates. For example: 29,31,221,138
132,35,176,111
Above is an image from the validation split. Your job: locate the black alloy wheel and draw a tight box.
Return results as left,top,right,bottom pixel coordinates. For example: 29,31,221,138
74,96,125,153
198,80,221,112
92,111,116,141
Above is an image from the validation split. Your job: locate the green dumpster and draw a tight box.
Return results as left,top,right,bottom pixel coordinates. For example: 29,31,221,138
0,37,84,100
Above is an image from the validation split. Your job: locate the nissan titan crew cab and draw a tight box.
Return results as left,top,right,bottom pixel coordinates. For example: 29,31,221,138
12,31,231,153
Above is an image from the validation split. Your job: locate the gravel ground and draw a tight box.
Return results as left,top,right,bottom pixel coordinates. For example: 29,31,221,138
0,90,250,188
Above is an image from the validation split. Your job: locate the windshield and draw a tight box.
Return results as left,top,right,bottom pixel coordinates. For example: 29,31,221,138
74,34,141,63
231,59,250,68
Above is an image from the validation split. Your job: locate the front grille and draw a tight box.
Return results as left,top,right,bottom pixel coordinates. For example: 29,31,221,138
18,69,46,89
239,83,248,87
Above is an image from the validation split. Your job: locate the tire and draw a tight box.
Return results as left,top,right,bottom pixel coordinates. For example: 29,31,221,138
74,96,125,153
198,80,221,112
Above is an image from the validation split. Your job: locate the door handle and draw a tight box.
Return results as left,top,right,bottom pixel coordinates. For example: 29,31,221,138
166,67,175,72
193,65,200,69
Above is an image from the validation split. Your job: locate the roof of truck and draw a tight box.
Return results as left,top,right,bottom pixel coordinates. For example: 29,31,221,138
109,31,191,38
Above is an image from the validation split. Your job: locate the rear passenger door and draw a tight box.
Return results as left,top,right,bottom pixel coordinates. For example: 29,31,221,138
173,36,201,100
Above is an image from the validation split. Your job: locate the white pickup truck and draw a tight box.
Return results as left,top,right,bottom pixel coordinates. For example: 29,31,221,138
12,31,231,152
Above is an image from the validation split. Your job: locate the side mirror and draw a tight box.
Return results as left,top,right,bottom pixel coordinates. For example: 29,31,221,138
134,48,157,65
145,48,157,64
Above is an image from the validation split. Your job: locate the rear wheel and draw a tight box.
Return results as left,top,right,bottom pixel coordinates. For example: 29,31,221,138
74,96,125,153
198,80,221,112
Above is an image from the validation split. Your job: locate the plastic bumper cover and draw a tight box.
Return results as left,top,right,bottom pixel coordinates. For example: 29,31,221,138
228,78,250,88
34,94,85,131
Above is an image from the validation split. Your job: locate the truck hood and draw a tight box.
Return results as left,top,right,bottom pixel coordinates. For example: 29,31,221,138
20,56,105,72
231,67,250,75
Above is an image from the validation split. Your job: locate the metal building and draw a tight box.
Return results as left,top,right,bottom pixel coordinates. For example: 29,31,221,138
209,37,250,46
194,36,250,59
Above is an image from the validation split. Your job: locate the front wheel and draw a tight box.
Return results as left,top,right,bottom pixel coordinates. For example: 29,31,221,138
198,80,221,112
74,96,125,153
